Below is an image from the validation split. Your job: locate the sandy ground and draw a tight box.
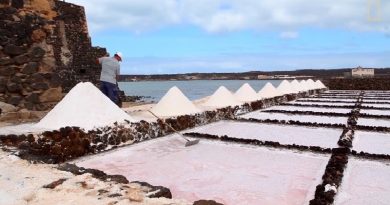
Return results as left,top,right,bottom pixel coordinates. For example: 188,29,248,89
0,149,190,205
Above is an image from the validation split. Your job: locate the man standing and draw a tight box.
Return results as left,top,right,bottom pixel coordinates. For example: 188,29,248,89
98,52,122,105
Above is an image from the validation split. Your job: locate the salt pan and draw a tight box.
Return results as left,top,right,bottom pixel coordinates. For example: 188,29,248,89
202,86,242,108
151,86,201,117
277,80,296,95
258,82,282,99
234,83,259,102
36,82,134,131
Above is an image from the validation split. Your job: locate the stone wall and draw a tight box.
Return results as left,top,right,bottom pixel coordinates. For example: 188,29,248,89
0,0,106,113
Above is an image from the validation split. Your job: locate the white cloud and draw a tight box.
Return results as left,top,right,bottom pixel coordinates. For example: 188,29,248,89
120,51,390,74
66,0,390,34
280,31,299,39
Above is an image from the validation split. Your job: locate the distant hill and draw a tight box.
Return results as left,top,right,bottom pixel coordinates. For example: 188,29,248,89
119,67,390,81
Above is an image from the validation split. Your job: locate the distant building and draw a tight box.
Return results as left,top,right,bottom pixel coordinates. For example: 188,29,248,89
274,75,295,79
257,75,271,79
345,66,375,78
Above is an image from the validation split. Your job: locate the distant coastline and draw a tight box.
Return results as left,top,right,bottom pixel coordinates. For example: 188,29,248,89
119,67,390,82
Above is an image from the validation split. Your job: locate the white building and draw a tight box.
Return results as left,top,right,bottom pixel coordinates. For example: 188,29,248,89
351,66,375,78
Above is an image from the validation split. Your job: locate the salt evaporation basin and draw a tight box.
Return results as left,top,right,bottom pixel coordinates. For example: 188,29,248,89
361,103,390,108
264,105,352,114
357,118,390,128
277,80,296,95
360,109,390,116
202,86,242,108
363,99,390,103
353,131,390,155
334,158,390,205
76,136,329,205
234,83,259,102
298,98,357,102
35,82,134,131
190,121,341,148
151,86,201,117
286,101,355,106
258,82,282,99
241,111,348,125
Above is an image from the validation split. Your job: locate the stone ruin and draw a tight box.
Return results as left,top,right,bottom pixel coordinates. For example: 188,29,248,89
0,0,107,117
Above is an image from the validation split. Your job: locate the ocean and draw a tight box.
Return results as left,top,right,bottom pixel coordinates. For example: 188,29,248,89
118,80,283,102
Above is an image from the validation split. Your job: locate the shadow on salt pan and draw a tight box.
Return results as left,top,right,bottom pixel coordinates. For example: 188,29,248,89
75,135,329,205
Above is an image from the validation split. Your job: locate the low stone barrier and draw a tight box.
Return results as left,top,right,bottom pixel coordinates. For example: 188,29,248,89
1,92,324,164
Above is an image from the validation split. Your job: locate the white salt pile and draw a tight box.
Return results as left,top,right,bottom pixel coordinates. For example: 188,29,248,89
315,80,327,89
36,82,134,131
277,80,297,95
299,80,309,91
258,82,282,99
290,79,304,93
306,79,317,90
202,86,242,108
234,83,259,102
150,86,201,117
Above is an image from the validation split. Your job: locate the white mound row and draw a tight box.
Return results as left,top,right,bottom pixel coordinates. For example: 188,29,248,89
151,79,327,117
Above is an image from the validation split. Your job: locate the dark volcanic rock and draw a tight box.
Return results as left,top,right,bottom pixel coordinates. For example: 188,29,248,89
14,54,30,65
0,77,7,86
193,200,224,205
11,0,23,9
3,44,26,56
26,93,39,103
7,82,22,93
29,46,45,60
132,181,172,199
22,62,39,74
43,178,68,189
0,0,10,6
31,82,49,90
0,66,16,76
7,95,22,105
0,57,13,66
106,175,129,184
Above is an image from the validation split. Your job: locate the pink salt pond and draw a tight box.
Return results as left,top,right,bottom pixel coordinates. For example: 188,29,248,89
76,135,329,205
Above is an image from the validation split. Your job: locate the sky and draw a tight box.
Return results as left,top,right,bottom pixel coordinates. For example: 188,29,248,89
67,0,390,74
